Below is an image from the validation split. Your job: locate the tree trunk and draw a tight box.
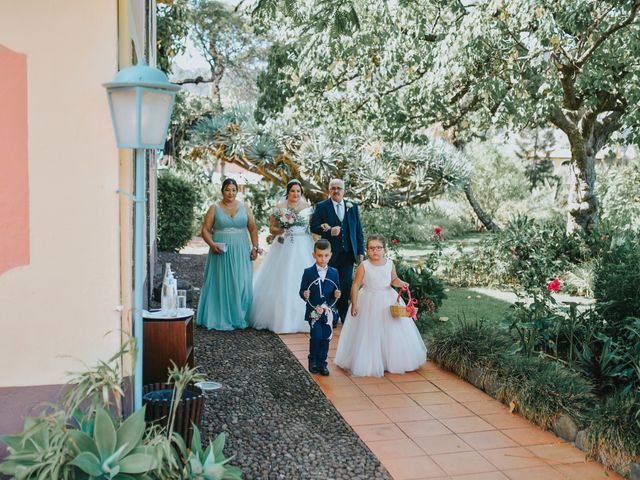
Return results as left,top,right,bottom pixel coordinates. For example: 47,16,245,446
566,134,598,235
450,134,500,232
209,63,224,105
209,39,225,106
463,181,500,231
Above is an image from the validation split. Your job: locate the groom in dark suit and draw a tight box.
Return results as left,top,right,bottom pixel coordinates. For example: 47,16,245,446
311,178,365,327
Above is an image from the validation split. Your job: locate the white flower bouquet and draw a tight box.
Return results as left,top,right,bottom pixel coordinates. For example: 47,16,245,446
273,207,307,243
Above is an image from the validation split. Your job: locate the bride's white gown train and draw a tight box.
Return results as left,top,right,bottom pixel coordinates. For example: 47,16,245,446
249,207,314,333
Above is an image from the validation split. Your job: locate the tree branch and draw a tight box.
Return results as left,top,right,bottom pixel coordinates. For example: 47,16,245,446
559,65,581,110
353,69,427,113
576,0,640,67
594,110,624,151
175,76,214,85
576,4,615,59
550,106,578,135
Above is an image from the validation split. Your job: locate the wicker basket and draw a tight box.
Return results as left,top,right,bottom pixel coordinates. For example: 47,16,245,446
390,286,418,320
390,303,418,318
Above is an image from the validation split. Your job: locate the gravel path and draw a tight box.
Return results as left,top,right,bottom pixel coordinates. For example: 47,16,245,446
158,252,390,480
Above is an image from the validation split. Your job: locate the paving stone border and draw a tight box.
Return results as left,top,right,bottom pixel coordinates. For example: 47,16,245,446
448,362,582,443
434,358,640,478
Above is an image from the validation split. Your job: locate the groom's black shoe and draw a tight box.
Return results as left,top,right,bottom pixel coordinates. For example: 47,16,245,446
309,366,319,374
332,322,338,328
319,367,330,376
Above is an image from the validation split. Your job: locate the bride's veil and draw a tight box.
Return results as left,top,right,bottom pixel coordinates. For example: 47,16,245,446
276,180,310,210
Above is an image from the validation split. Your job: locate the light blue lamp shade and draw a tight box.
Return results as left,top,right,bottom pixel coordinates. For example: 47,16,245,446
104,63,180,149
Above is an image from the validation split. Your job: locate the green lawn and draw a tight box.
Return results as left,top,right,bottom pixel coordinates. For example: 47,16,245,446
399,232,488,258
420,286,513,337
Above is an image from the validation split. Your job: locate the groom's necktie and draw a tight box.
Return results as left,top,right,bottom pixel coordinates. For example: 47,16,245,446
335,202,344,222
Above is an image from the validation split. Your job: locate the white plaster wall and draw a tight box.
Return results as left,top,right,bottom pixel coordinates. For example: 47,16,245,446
0,1,123,386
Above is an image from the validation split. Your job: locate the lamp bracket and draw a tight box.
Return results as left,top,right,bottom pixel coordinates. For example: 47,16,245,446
117,188,145,203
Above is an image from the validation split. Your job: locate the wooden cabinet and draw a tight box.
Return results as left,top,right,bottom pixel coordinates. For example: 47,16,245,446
143,313,194,385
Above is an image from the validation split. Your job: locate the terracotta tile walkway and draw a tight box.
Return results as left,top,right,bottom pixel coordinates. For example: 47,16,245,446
279,330,623,480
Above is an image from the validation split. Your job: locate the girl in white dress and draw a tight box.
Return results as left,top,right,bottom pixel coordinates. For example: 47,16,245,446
335,234,427,377
249,180,314,333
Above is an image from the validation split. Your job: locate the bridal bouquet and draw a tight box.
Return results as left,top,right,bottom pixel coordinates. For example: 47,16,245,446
273,207,307,243
273,207,306,229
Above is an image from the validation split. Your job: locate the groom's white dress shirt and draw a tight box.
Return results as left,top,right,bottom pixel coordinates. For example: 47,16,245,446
332,199,345,222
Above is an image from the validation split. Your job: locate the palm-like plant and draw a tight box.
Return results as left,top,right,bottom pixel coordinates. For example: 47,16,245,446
180,108,471,206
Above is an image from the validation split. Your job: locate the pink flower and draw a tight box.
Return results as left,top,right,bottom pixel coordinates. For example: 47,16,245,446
547,278,561,293
392,239,398,245
434,227,442,235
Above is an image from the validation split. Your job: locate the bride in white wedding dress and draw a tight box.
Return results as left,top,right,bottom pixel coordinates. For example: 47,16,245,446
249,180,314,333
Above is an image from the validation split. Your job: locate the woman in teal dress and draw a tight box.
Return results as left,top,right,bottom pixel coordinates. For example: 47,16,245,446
197,178,260,330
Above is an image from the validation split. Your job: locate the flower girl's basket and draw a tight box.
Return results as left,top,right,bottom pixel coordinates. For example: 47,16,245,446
390,285,418,321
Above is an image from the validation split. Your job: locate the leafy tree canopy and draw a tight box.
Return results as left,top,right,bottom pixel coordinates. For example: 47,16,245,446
254,0,639,140
253,0,640,233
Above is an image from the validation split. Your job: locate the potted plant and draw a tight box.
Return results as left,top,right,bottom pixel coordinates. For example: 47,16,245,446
143,361,206,444
0,338,242,479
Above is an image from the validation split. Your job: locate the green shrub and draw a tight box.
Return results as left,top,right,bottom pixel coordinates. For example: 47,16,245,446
395,259,446,312
584,389,640,475
559,260,596,297
497,215,590,291
165,158,223,235
428,318,509,377
494,355,595,429
158,172,198,252
575,317,640,394
361,204,471,243
429,321,596,428
441,216,594,291
440,243,516,288
593,236,640,326
243,180,281,229
596,160,640,234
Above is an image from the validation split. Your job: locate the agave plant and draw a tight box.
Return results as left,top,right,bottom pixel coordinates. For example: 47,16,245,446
0,412,76,480
172,427,242,480
68,407,160,479
0,341,244,480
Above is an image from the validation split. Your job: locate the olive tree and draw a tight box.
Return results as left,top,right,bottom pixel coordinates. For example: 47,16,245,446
253,0,640,234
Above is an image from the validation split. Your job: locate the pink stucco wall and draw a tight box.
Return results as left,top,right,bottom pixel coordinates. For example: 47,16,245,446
0,44,29,276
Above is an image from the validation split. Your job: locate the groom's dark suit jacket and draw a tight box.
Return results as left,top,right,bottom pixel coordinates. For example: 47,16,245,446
310,198,364,261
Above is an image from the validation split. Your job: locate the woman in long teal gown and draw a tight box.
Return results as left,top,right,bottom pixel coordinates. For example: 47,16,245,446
197,178,260,330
